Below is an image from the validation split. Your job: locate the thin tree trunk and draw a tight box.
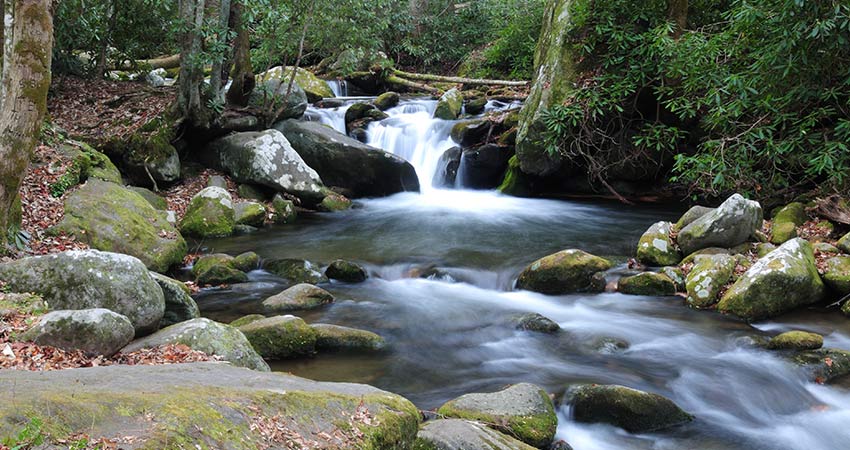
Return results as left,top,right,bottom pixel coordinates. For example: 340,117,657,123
226,0,253,106
95,0,117,78
178,0,208,128
1,0,15,106
268,4,312,126
0,0,53,249
209,0,231,102
391,68,529,86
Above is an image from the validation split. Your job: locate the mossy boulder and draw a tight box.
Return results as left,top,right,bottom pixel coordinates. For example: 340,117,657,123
193,253,235,276
230,314,266,328
770,221,798,245
837,232,850,253
567,384,693,433
498,155,533,197
179,187,236,238
465,97,488,115
789,348,850,383
659,266,685,291
434,88,464,120
54,141,123,190
685,254,736,309
822,255,850,295
374,91,400,111
755,242,776,257
718,238,826,321
677,194,763,255
437,383,557,448
618,272,676,296
249,74,309,122
513,312,560,333
150,272,200,328
272,194,298,223
192,253,248,285
326,259,368,283
260,66,335,102
262,283,334,312
123,318,269,371
450,119,490,147
413,419,537,450
0,250,164,334
814,242,840,254
52,179,187,273
104,116,181,188
773,202,807,226
234,201,267,227
237,315,317,359
636,221,681,266
233,251,261,272
674,205,713,230
264,258,328,284
128,186,168,210
680,247,733,265
768,330,823,350
20,308,135,357
0,362,420,449
311,323,386,352
318,190,353,212
516,249,612,295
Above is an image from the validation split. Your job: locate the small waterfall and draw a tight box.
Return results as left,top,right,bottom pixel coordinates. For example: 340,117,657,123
326,79,348,97
303,104,351,134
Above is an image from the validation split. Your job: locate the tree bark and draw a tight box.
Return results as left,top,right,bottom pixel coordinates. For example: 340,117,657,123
0,0,53,249
668,0,687,39
208,0,231,102
177,0,208,128
225,0,253,106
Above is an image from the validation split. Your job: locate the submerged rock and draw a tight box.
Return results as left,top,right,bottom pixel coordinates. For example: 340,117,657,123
437,383,557,448
311,323,386,352
264,258,328,284
685,254,735,309
151,272,200,328
434,88,464,120
325,259,368,283
567,384,693,433
237,315,317,359
768,330,823,350
618,272,676,296
20,309,135,357
414,419,537,450
179,187,236,238
513,312,560,333
677,194,763,255
718,238,825,321
262,283,334,312
636,221,681,266
516,249,612,295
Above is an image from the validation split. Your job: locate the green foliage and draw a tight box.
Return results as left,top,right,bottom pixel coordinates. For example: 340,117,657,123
542,0,850,197
463,0,545,80
2,417,45,450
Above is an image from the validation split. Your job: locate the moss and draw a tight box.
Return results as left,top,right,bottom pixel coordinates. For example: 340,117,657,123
768,330,823,350
0,293,47,315
516,249,612,295
770,221,797,244
238,316,317,359
618,272,676,296
822,256,850,295
498,155,532,197
319,191,352,212
230,314,265,328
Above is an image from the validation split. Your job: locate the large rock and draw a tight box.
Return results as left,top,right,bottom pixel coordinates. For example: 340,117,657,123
123,318,269,371
0,363,420,449
768,330,823,350
262,283,334,312
312,323,386,352
618,272,676,296
52,179,187,273
516,249,612,295
237,315,317,359
677,194,763,255
432,146,461,188
0,250,164,334
249,75,308,121
674,205,713,230
770,202,806,244
204,130,326,205
513,312,560,333
275,120,420,197
414,419,537,450
458,144,513,190
325,259,368,283
264,258,328,284
20,309,135,357
685,254,736,308
567,384,693,433
150,273,200,328
434,88,464,120
822,255,850,296
437,383,557,448
374,91,400,110
636,221,681,266
259,66,334,103
234,201,267,227
718,238,826,321
179,187,236,238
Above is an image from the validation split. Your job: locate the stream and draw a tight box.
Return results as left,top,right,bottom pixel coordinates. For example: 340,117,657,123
195,95,850,450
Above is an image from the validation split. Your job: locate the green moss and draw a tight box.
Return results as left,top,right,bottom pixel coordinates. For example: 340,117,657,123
516,249,612,295
618,272,676,296
230,314,265,328
0,293,47,315
238,316,317,359
768,330,823,350
498,155,532,197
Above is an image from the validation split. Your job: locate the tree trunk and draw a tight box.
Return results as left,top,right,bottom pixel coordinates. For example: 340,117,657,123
226,0,253,106
95,0,117,78
0,0,53,249
668,0,687,39
208,0,231,103
177,0,208,128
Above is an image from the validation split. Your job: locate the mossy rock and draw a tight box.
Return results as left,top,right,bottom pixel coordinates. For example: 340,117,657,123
230,314,266,328
436,383,557,448
104,115,181,188
814,242,840,254
233,251,261,272
262,283,334,313
755,243,776,257
238,315,317,359
822,255,850,295
265,66,335,102
197,264,248,286
618,272,676,296
772,202,807,226
20,308,135,357
150,272,200,328
179,187,235,238
128,186,168,210
0,293,48,316
272,194,298,223
234,201,267,227
311,323,386,352
498,155,533,197
374,91,400,111
413,419,536,450
659,266,685,291
674,205,713,230
677,194,763,255
770,221,797,245
465,97,488,115
450,119,490,147
768,330,823,350
319,190,353,212
513,312,560,333
516,249,612,295
264,258,328,284
237,183,269,201
567,384,693,433
325,259,368,283
434,88,464,120
838,232,850,253
789,348,850,383
192,253,235,277
685,254,735,309
680,247,733,265
636,221,681,266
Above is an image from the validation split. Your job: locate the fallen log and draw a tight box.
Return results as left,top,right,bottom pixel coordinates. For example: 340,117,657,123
385,75,441,95
391,69,529,87
814,195,850,225
114,54,180,71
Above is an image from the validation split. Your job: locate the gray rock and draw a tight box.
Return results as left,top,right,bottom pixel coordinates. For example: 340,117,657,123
207,175,228,188
237,315,317,359
636,221,681,266
514,312,560,333
325,259,368,283
20,308,134,357
618,272,677,296
675,205,713,230
150,272,200,328
677,194,763,255
432,146,461,188
434,88,463,120
311,323,386,351
272,193,298,223
179,186,235,238
249,78,308,121
568,384,693,433
263,283,334,312
415,419,537,450
234,201,267,227
685,254,736,308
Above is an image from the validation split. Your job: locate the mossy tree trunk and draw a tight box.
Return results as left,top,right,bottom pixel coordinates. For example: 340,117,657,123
0,0,53,250
225,0,253,107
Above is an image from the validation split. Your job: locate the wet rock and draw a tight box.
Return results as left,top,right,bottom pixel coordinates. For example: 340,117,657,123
263,283,334,312
123,318,269,371
636,221,681,266
237,315,317,359
514,313,560,333
659,266,685,291
675,205,714,230
591,337,630,354
233,251,261,272
127,186,167,210
822,255,850,296
450,119,490,147
768,330,823,350
272,193,298,223
264,258,328,284
465,97,488,115
325,259,368,283
790,348,850,383
432,146,462,188
437,383,557,448
458,144,513,189
498,155,533,197
414,419,537,450
567,384,693,433
20,309,135,357
229,314,266,328
718,238,825,321
516,249,612,295
618,272,676,296
193,253,248,285
318,190,352,212
373,91,400,110
685,254,735,309
311,323,386,351
434,88,464,120
234,201,267,227
151,272,200,328
677,194,763,255
179,187,235,238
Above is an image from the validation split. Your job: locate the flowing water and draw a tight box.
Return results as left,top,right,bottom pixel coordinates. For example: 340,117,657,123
196,96,850,450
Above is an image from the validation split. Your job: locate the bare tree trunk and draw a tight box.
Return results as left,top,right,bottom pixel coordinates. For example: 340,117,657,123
208,0,231,102
95,0,117,78
177,0,208,128
0,0,53,249
1,0,15,105
226,0,253,106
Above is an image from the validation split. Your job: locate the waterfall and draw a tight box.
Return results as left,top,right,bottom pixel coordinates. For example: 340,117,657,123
326,79,348,97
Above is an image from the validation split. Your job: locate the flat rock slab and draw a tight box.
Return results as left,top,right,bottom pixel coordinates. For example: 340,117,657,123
0,362,420,449
415,419,537,450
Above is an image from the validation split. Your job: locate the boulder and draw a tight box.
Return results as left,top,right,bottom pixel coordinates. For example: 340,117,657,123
814,242,840,254
450,119,490,147
770,203,805,244
567,384,693,433
237,183,269,201
838,232,850,253
311,323,386,351
264,258,328,284
822,255,850,296
513,312,560,333
0,363,420,449
0,250,164,334
150,273,200,328
237,315,317,359
249,76,308,122
636,221,680,266
127,186,168,210
325,259,368,283
192,253,248,285
203,130,326,205
259,66,334,103
233,251,261,272
770,222,797,245
318,190,352,212
52,179,187,273
432,146,461,188
497,155,533,197
437,383,557,448
465,97,488,115
516,249,612,295
234,201,267,227
262,283,334,312
674,205,714,230
123,318,269,371
659,266,685,291
272,194,298,223
275,120,420,197
618,272,676,296
344,102,386,133
179,187,236,238
718,238,826,321
680,247,733,265
373,91,400,110
434,88,464,120
685,254,736,308
414,419,537,450
458,144,513,189
790,348,850,383
55,141,123,186
755,243,776,257
768,330,823,350
230,314,266,328
677,194,763,255
193,253,235,276
20,309,135,357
